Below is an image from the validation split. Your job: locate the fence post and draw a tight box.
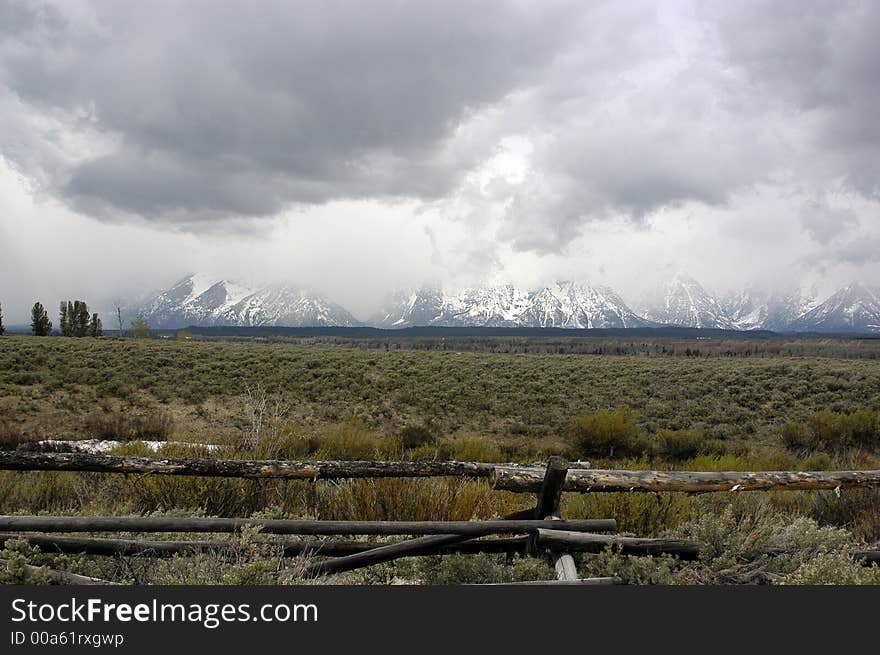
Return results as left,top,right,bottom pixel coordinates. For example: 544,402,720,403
529,456,579,581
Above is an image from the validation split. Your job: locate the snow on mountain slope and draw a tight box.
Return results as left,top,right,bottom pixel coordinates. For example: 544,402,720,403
640,272,736,329
133,274,880,333
724,286,819,331
518,282,650,328
138,275,359,328
374,281,650,328
440,284,531,327
788,283,880,333
370,287,446,328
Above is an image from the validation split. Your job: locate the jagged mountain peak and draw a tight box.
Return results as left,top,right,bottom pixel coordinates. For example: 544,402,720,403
640,272,735,329
373,281,650,329
137,276,359,328
790,282,880,333
132,274,880,333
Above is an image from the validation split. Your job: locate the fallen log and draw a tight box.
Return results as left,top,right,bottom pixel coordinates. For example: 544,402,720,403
0,515,617,536
0,450,503,480
492,467,880,493
0,558,114,585
537,528,703,560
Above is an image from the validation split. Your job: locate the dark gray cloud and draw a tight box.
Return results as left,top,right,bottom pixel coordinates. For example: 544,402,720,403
0,0,589,221
1,0,879,300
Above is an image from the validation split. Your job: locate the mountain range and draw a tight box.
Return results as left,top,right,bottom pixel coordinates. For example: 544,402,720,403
131,273,880,334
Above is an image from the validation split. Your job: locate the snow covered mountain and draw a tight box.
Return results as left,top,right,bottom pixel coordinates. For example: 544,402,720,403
723,286,819,331
137,275,359,328
638,273,736,329
370,287,445,328
132,273,880,333
372,281,651,329
518,282,650,328
788,283,880,334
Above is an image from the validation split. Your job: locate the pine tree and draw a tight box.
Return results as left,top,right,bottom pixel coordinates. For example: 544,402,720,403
0,302,5,336
30,302,52,336
89,313,103,337
59,302,70,336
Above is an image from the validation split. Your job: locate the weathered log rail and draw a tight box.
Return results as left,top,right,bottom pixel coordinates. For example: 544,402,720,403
0,515,616,536
0,450,501,480
491,467,880,493
2,451,878,494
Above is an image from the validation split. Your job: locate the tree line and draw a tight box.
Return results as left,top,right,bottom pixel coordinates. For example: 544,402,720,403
0,300,150,338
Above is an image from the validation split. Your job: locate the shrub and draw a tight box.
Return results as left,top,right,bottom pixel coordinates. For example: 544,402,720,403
84,409,174,441
414,553,553,585
781,551,880,585
399,422,437,450
437,436,504,462
781,410,880,455
798,452,834,471
316,418,397,459
0,422,31,450
567,407,645,459
653,429,704,460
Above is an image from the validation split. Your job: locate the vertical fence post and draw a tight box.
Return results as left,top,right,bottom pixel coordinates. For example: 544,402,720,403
529,456,579,581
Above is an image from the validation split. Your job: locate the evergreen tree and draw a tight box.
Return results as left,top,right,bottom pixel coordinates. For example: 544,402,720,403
30,302,52,336
59,301,70,336
0,302,5,336
74,301,90,337
89,313,103,337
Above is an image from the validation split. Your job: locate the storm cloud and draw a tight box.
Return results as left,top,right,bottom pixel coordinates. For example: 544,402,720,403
1,0,879,321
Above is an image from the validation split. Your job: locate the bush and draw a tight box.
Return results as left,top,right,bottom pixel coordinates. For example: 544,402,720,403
437,436,504,462
399,422,437,450
0,422,31,450
781,410,880,455
84,409,174,441
567,407,645,459
316,418,397,459
414,553,553,585
653,429,705,460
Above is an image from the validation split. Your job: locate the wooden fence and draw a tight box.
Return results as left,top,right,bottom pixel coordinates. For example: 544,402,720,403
0,450,877,585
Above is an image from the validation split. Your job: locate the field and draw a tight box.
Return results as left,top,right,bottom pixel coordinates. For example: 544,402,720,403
1,334,879,585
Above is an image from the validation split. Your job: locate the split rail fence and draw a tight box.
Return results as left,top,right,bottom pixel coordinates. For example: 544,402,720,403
0,450,878,585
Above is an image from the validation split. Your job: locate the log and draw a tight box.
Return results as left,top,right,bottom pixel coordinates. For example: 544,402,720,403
298,508,547,577
300,533,472,577
0,558,114,585
492,467,880,493
0,515,617,536
0,533,220,557
0,450,502,480
537,528,703,560
0,533,529,558
853,550,880,566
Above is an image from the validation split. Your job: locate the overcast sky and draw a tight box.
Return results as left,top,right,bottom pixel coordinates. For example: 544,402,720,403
1,0,879,321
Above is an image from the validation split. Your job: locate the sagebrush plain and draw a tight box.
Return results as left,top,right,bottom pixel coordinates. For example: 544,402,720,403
1,334,879,585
